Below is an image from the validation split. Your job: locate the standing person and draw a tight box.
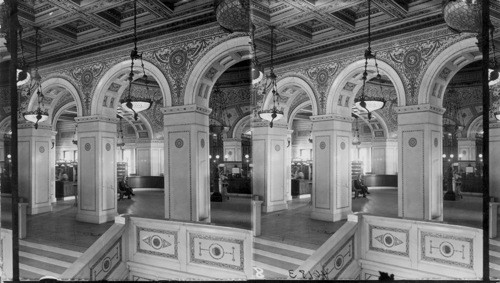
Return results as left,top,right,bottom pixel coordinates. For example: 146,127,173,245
453,168,463,199
353,174,369,198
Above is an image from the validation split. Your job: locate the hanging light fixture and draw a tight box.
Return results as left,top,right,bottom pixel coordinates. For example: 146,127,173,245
258,26,283,128
117,115,125,148
16,26,31,86
209,84,227,135
120,0,152,121
352,114,361,146
250,24,263,85
72,124,78,145
495,109,500,121
353,0,385,121
22,27,48,129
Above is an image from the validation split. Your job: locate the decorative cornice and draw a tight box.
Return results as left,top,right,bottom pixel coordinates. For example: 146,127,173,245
161,104,211,115
310,114,353,123
17,123,53,131
394,104,445,115
222,138,242,143
75,115,119,123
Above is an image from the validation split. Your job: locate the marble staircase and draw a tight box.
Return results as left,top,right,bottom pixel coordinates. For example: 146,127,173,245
19,239,83,280
252,237,316,280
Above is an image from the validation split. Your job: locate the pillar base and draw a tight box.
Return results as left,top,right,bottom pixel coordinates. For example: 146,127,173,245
76,211,117,224
262,201,288,213
310,209,352,222
28,204,52,215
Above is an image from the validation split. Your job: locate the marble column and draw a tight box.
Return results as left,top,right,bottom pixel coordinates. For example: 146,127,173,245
490,121,500,202
371,139,398,174
163,105,210,222
457,137,477,161
395,104,444,221
251,120,288,212
310,114,352,222
17,124,55,214
223,138,242,162
285,132,293,201
136,140,164,176
75,116,118,224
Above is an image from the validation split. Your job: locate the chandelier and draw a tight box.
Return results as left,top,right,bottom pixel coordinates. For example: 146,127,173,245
250,24,263,85
353,0,385,121
215,0,250,33
352,114,361,146
22,27,48,129
72,123,78,145
258,26,284,128
117,115,125,148
209,84,229,136
120,0,152,121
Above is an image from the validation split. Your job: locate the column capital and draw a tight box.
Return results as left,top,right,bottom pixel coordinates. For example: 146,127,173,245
251,119,288,129
394,104,445,115
75,115,119,124
161,104,211,116
18,123,57,137
223,137,242,143
310,114,353,123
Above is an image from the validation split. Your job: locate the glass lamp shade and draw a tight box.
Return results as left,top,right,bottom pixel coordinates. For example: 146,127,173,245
117,136,125,147
120,98,152,113
490,69,500,86
23,108,49,129
352,136,361,146
215,0,250,32
495,111,500,121
17,69,31,86
258,107,284,122
252,62,263,85
354,97,385,113
442,0,481,33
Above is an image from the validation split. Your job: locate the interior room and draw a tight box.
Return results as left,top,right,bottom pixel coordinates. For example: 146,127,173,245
0,0,498,281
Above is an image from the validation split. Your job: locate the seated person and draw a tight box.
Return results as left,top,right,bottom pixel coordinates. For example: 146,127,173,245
353,174,370,198
118,176,135,200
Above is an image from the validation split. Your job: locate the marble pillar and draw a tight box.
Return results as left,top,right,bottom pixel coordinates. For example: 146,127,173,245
285,132,293,201
75,116,118,224
490,122,500,202
223,138,242,162
310,114,352,222
17,124,55,214
371,139,398,174
136,140,164,176
163,105,210,222
396,104,444,221
251,120,288,212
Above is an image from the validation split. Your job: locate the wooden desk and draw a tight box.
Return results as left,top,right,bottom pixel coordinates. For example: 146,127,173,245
127,176,164,188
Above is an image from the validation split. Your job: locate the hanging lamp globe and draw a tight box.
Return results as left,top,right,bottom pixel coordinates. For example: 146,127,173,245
23,107,48,129
442,0,481,34
120,97,152,114
16,68,30,86
489,68,500,85
251,61,263,85
258,106,283,128
215,0,250,33
495,110,500,121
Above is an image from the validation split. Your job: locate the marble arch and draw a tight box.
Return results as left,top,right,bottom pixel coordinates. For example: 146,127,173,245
91,59,172,117
287,101,312,130
0,116,11,136
26,77,83,126
467,115,483,139
418,37,479,107
51,102,78,131
326,59,406,116
264,76,319,126
231,114,252,139
184,36,251,107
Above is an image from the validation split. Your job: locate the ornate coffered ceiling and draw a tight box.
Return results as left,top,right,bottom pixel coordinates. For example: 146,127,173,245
11,0,215,65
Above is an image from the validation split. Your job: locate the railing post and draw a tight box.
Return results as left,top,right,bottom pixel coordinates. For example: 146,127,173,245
252,196,263,236
490,202,499,238
18,202,28,239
